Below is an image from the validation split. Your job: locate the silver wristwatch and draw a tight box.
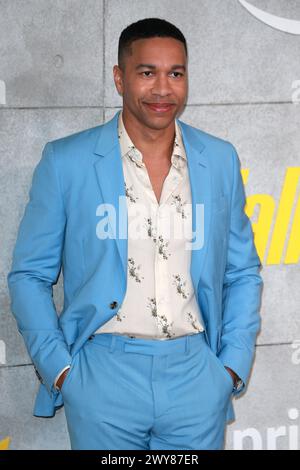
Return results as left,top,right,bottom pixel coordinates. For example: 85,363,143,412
233,377,244,392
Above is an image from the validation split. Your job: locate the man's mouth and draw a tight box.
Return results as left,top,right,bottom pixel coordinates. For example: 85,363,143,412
144,103,175,113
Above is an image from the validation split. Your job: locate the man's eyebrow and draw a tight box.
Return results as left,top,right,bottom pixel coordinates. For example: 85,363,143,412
135,64,186,71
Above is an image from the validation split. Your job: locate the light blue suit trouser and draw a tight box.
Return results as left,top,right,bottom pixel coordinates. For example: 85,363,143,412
60,331,233,450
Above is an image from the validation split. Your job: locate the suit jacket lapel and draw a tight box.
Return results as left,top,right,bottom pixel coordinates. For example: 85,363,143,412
177,119,212,294
93,111,128,279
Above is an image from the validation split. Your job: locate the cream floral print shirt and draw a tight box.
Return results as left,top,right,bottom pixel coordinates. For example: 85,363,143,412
94,110,205,340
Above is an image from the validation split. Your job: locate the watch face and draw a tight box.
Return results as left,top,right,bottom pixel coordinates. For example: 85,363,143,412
234,379,243,391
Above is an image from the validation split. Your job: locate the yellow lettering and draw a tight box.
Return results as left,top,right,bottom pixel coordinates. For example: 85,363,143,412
245,195,275,263
0,436,10,450
285,192,300,264
267,168,300,265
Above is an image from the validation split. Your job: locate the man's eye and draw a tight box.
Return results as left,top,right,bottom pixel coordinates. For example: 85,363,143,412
141,71,153,77
171,72,183,78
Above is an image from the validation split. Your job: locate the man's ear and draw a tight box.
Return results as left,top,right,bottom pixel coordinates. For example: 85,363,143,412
113,65,124,97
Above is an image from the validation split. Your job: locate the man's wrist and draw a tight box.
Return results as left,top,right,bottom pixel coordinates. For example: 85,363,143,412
54,365,71,391
225,366,238,384
225,366,244,391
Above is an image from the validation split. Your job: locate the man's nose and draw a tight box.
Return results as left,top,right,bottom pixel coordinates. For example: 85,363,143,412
151,74,172,96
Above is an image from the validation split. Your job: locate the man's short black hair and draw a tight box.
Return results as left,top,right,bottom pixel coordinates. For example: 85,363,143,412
118,17,188,70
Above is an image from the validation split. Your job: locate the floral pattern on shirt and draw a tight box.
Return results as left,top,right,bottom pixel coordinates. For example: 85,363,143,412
144,217,171,260
171,194,188,219
147,297,176,339
186,312,204,332
94,110,205,339
125,182,139,203
115,308,126,322
128,257,144,283
172,274,189,299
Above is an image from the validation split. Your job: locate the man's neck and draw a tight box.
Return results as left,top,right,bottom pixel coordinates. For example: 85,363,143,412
121,108,176,162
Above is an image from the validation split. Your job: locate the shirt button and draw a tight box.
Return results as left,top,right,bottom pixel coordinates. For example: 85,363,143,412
109,301,118,309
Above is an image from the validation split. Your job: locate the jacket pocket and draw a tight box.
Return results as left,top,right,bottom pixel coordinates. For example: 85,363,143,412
206,343,233,390
59,354,78,395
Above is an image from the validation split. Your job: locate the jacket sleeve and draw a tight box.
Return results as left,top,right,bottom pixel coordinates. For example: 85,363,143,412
218,144,263,397
7,142,72,396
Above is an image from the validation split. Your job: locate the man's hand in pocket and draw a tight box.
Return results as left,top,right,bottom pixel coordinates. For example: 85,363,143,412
56,368,70,390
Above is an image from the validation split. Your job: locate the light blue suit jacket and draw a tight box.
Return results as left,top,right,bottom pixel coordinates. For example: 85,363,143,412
7,110,263,423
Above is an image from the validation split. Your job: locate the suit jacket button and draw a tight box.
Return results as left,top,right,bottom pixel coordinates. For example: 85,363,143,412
109,301,118,309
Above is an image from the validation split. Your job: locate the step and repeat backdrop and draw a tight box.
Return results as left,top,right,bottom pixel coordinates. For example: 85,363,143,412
0,0,299,450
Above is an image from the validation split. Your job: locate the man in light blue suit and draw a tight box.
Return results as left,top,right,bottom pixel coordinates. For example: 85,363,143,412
7,18,263,450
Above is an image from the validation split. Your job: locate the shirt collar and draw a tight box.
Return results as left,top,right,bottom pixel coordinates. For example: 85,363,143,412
117,109,186,169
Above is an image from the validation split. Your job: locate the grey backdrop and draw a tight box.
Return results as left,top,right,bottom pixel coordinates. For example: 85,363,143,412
1,0,300,450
